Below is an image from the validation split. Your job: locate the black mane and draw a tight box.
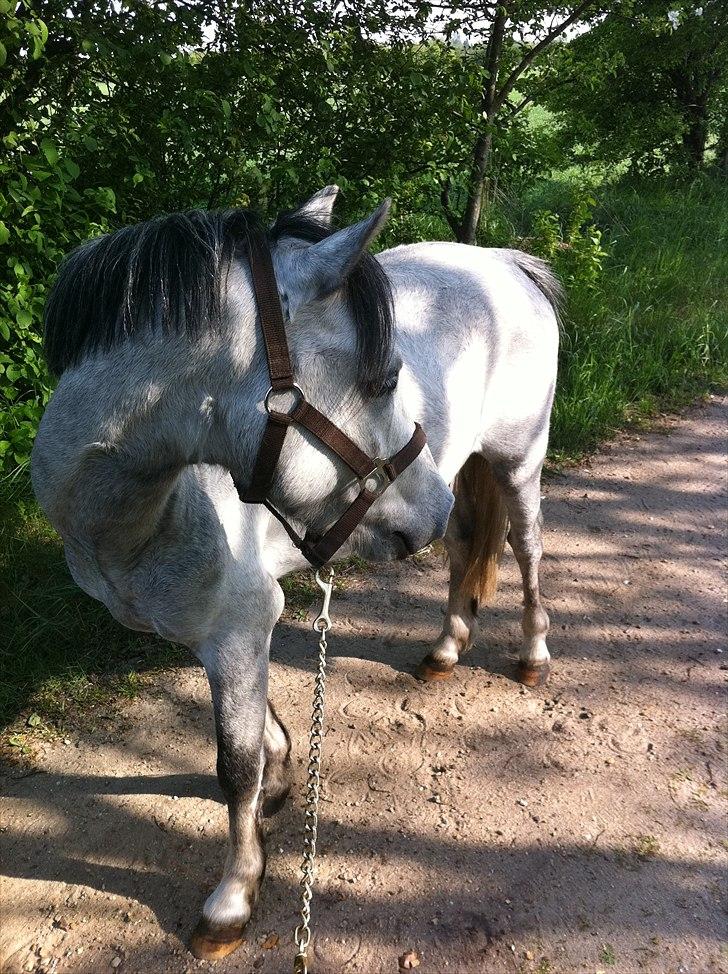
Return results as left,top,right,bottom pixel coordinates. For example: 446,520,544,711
43,204,394,397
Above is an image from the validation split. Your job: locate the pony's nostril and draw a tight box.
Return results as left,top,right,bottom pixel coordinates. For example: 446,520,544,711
392,531,410,558
392,531,415,558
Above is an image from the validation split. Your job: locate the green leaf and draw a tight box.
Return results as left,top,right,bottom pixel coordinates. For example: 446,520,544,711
0,321,10,341
0,41,6,68
16,309,33,328
64,159,80,179
27,713,42,727
41,140,59,165
0,221,9,245
8,734,25,747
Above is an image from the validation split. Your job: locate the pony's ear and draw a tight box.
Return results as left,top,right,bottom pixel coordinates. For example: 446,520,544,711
295,185,340,226
282,199,391,318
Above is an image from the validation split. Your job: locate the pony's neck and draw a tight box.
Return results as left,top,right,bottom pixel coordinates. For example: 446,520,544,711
65,331,267,557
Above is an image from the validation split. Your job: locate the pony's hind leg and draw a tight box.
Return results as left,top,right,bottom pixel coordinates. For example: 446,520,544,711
417,479,477,680
498,466,551,686
189,584,283,961
417,455,507,681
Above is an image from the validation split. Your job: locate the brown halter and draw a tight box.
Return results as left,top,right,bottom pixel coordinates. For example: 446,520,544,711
235,236,426,569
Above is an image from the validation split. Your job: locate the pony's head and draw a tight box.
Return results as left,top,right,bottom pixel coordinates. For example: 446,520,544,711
259,186,453,562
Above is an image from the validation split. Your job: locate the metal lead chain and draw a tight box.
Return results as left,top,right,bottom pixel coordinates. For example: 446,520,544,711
293,567,334,974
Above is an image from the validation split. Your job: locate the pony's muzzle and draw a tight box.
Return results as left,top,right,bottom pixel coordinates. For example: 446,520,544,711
397,480,454,556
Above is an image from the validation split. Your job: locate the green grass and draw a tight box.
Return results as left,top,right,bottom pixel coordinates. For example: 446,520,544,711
600,943,617,966
549,178,727,456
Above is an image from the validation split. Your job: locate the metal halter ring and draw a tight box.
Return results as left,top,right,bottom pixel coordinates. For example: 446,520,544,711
359,459,393,498
264,383,305,416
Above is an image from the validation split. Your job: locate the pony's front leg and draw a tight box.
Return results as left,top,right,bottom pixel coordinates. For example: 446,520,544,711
189,590,282,960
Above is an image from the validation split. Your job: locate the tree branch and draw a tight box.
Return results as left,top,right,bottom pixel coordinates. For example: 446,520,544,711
440,179,462,238
493,0,598,112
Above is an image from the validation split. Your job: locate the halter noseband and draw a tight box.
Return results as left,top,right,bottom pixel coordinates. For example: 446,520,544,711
234,236,426,569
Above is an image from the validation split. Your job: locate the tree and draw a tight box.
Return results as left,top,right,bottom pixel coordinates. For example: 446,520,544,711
543,1,728,174
409,2,603,243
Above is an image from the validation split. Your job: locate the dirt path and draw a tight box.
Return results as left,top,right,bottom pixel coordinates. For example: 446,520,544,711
2,397,727,974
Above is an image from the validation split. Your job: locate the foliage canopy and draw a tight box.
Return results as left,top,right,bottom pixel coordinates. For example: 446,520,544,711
1,0,726,468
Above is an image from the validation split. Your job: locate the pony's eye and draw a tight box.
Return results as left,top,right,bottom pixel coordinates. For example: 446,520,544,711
378,367,400,397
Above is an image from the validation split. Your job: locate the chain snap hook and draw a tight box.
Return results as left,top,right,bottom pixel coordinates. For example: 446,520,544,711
312,567,334,632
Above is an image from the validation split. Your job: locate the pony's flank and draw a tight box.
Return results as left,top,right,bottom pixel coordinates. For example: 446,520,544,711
44,205,395,397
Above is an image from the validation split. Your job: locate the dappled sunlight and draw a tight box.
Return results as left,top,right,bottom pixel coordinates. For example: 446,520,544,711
2,400,726,973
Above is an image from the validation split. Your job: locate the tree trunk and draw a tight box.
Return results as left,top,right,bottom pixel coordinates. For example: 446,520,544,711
442,6,505,244
441,3,594,243
458,130,493,244
682,110,709,169
673,68,711,170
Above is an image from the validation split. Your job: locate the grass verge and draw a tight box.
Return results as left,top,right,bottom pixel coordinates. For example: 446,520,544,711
530,177,728,457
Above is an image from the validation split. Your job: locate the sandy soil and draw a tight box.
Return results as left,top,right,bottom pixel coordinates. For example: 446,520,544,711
2,396,727,974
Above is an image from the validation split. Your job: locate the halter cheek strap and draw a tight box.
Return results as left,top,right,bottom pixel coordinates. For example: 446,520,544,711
234,235,427,569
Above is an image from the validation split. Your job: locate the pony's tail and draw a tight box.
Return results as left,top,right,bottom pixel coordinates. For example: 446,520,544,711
455,454,509,603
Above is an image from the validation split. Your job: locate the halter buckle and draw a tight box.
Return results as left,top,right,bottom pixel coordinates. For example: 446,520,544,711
359,458,393,498
264,383,304,416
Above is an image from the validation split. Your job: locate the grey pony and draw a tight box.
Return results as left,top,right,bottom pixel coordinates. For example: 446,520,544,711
31,185,559,958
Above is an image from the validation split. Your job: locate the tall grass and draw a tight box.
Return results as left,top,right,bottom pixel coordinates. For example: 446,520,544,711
549,178,727,455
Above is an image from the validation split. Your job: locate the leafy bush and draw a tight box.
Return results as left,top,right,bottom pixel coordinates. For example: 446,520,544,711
0,145,115,467
530,193,610,289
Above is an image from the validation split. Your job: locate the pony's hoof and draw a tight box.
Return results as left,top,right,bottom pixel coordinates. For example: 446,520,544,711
189,918,246,960
416,656,455,682
516,661,550,687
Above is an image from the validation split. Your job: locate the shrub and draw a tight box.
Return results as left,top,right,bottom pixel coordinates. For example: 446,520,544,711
0,144,115,468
